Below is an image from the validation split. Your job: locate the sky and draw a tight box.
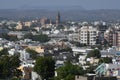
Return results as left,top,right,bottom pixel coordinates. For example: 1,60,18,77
0,0,120,10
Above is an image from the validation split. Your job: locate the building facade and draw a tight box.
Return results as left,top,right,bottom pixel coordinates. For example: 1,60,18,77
79,26,98,45
56,12,60,26
104,27,120,47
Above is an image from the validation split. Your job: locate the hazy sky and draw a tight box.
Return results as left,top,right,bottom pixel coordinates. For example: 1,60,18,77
0,0,120,10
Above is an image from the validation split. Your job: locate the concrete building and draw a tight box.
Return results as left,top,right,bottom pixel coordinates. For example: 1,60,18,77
95,63,120,77
16,21,23,30
72,47,93,54
104,27,120,47
79,26,98,45
68,33,80,42
40,18,49,26
20,50,30,61
31,71,42,80
56,12,60,26
75,76,87,80
100,47,117,58
24,21,32,27
28,46,45,53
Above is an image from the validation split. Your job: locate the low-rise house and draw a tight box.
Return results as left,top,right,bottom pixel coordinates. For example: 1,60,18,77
72,47,93,55
0,47,3,51
28,46,45,53
95,63,120,77
112,52,120,65
23,67,32,80
79,55,86,65
86,57,99,64
8,31,27,39
31,71,42,80
68,33,79,42
55,60,64,69
75,76,87,80
19,50,30,61
8,48,17,55
101,47,117,58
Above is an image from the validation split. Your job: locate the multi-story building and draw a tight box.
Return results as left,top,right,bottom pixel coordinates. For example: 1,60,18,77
24,21,32,27
104,28,113,46
104,27,120,47
79,26,98,45
16,21,24,30
40,18,49,26
56,12,60,26
68,33,80,42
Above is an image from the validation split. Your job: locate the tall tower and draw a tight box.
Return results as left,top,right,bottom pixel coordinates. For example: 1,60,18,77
56,12,60,26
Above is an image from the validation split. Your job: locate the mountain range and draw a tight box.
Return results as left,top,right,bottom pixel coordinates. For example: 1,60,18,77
0,9,120,22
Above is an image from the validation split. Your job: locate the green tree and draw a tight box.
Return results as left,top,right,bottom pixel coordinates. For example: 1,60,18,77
0,56,10,78
26,48,38,59
34,57,55,80
0,34,18,41
0,48,8,56
59,47,72,52
11,77,20,80
87,49,101,58
56,61,84,80
99,57,112,63
24,33,33,39
24,33,50,43
32,34,50,43
0,55,21,79
64,74,75,80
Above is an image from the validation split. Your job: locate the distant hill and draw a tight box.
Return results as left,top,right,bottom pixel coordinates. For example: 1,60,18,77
19,5,85,11
0,9,120,21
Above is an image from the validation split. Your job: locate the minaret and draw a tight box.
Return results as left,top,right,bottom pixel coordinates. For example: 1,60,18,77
56,12,60,26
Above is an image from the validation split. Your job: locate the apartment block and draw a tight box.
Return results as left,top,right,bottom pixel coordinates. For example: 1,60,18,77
79,26,98,45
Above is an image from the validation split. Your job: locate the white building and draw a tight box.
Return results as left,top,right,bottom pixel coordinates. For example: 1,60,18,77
8,49,17,55
105,64,120,76
79,26,98,45
100,47,117,58
31,71,42,80
68,33,79,42
20,50,30,61
72,47,93,54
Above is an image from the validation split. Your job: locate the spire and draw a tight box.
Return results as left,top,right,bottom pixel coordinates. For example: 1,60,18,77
56,11,60,26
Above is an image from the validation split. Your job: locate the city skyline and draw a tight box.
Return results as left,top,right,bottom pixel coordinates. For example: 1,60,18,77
0,0,120,10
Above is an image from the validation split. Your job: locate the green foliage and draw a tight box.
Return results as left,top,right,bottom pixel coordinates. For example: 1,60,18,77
56,61,84,80
10,55,21,69
70,41,86,47
99,57,112,63
87,49,101,58
0,48,8,56
0,56,10,78
0,34,18,41
85,65,97,73
26,48,38,59
34,57,55,80
59,47,72,52
64,74,75,80
24,33,33,39
32,34,50,42
11,77,20,80
0,55,21,79
24,33,50,43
